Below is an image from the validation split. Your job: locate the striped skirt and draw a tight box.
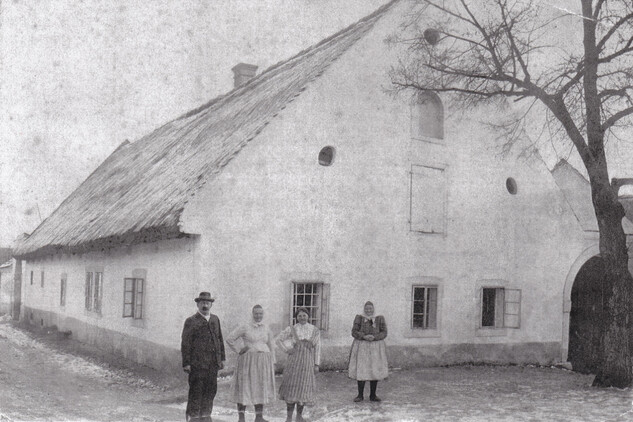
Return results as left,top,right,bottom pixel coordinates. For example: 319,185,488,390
230,351,276,405
347,339,388,381
278,340,316,405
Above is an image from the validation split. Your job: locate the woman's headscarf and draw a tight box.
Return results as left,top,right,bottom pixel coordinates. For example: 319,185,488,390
362,301,375,322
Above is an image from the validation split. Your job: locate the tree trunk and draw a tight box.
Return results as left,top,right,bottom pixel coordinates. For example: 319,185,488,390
590,174,633,388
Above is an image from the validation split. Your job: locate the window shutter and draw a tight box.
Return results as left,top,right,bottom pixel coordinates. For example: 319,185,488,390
134,279,144,319
320,283,330,331
289,283,296,326
94,272,102,313
410,165,446,234
428,287,438,329
85,272,93,311
504,289,521,328
123,278,134,317
494,288,505,328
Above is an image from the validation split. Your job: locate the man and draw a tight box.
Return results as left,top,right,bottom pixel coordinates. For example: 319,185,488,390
181,292,226,422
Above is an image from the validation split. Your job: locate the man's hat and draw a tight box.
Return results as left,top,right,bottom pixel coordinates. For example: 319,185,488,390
194,292,215,303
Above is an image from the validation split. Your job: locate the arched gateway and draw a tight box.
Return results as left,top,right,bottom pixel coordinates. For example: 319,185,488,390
562,245,603,370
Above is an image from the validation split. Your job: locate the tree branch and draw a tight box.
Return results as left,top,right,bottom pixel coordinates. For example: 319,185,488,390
603,106,633,131
596,11,633,52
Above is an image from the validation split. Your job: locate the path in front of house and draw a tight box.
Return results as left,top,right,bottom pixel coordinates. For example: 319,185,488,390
0,318,632,421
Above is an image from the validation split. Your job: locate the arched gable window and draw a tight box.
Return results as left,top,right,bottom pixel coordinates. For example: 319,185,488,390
411,91,444,141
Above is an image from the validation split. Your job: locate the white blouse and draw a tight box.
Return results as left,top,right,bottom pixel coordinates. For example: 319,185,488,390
226,322,276,363
275,323,321,365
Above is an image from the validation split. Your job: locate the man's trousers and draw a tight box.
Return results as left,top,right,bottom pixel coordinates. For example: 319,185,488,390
186,366,218,422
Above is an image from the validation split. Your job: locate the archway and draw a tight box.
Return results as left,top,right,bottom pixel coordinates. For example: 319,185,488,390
567,255,607,374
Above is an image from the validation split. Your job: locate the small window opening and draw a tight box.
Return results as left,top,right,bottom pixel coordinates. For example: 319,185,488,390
318,146,335,166
506,177,518,195
423,28,440,45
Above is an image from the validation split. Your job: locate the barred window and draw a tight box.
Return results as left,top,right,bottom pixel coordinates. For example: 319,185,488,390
291,282,329,330
412,286,438,329
123,278,144,319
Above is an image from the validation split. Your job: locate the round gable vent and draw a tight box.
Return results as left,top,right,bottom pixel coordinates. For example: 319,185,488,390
319,146,335,166
506,177,518,195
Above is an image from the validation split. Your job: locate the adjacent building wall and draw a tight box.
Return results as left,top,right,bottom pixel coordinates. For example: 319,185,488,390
20,237,198,373
0,260,14,315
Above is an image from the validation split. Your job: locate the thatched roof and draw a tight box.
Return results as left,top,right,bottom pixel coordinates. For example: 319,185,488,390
15,1,397,259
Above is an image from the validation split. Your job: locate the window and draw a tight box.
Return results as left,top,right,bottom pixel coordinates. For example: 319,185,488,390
123,278,144,319
410,164,446,234
412,286,438,329
411,91,443,140
85,271,103,313
318,146,335,166
291,282,329,330
60,274,67,307
481,288,521,328
30,271,33,285
41,271,45,288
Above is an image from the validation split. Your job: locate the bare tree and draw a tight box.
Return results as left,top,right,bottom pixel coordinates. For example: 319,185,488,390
391,0,633,388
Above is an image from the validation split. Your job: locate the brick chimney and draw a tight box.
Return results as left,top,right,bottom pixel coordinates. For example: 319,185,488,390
231,63,258,88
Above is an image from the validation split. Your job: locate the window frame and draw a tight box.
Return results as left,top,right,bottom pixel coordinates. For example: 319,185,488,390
411,285,439,330
290,281,329,331
479,286,521,330
85,270,103,314
123,277,145,320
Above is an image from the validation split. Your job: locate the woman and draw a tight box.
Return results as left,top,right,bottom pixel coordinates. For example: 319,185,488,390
226,305,276,422
276,307,321,422
347,301,388,402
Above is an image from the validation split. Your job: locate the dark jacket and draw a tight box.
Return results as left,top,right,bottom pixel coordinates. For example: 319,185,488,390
351,314,387,341
181,312,226,369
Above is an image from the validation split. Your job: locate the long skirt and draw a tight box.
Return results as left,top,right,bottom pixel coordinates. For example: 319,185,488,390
278,340,316,405
230,351,276,405
347,339,388,381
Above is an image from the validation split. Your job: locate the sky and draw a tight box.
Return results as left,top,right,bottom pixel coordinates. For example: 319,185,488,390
1,0,633,247
0,0,387,246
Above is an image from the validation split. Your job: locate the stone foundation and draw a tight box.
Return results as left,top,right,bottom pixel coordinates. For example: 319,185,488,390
22,306,561,375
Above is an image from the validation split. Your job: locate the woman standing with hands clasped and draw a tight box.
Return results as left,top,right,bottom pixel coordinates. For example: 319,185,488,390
347,301,388,403
226,305,276,422
276,307,321,422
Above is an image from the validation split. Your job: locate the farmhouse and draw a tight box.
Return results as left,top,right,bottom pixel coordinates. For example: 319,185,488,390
13,0,632,373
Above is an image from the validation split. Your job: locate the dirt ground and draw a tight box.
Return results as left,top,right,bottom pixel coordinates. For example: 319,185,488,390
1,317,632,422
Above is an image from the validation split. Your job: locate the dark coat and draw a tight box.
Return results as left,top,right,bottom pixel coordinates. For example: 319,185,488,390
351,315,387,341
181,312,226,369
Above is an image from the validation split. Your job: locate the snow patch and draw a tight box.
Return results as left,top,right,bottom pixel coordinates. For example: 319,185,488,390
0,323,162,390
